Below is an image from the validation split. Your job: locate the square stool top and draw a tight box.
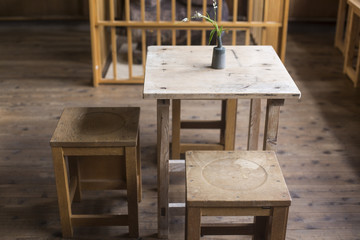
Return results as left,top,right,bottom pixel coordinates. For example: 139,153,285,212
50,107,140,147
186,151,291,208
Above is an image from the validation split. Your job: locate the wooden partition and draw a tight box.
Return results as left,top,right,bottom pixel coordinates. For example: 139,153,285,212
89,0,290,86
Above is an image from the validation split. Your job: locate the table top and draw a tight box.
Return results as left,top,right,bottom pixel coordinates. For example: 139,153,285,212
50,107,140,147
186,151,291,207
143,46,301,100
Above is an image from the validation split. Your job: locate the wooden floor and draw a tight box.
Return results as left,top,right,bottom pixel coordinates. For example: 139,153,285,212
0,21,359,239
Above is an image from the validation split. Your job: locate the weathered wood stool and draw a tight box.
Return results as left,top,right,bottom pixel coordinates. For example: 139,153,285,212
344,0,360,87
50,107,141,238
186,151,291,240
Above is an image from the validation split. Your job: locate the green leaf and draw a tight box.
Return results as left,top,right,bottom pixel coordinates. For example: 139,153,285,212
209,29,216,45
218,26,223,36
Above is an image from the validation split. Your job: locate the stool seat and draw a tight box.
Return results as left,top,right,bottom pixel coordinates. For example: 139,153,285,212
186,151,291,239
186,151,291,208
50,107,141,238
50,107,140,147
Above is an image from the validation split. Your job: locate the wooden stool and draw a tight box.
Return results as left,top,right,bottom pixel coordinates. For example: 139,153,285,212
344,0,360,87
186,151,291,240
171,99,237,159
50,107,141,238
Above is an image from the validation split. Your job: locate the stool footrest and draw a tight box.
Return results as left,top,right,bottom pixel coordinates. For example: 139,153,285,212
201,223,255,236
71,214,129,226
181,120,223,129
81,179,126,190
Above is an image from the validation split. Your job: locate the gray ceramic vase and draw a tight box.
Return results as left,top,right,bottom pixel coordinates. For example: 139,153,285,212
211,36,225,69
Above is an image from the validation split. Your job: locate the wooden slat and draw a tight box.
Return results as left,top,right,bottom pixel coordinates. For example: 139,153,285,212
127,27,133,79
201,223,255,235
80,179,126,190
110,26,117,81
280,0,290,61
187,0,191,45
99,78,144,84
202,0,207,46
334,0,347,54
180,143,224,152
124,0,130,21
181,120,223,129
71,214,128,226
96,20,282,28
89,0,100,87
142,29,146,74
232,0,242,44
62,147,124,156
218,0,222,22
172,0,176,45
140,0,145,21
201,207,271,217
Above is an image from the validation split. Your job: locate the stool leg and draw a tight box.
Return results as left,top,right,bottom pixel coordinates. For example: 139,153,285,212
172,99,181,159
186,207,201,240
68,157,82,202
254,216,270,240
268,207,289,240
51,147,73,238
137,131,142,202
125,147,139,237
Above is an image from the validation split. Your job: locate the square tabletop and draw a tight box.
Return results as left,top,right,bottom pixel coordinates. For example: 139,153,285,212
143,46,301,100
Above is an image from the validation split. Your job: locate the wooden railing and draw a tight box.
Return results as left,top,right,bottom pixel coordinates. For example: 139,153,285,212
89,0,290,86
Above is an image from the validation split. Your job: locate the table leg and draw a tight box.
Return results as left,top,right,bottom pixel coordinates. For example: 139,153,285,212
157,99,170,238
263,99,284,151
172,99,181,159
247,99,261,150
224,99,237,150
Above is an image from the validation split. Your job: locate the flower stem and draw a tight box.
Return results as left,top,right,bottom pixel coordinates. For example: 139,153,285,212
217,35,222,48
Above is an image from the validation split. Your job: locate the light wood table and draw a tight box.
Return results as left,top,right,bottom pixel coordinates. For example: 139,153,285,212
143,45,301,238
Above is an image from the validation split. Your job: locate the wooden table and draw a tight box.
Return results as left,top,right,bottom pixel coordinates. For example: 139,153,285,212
143,46,301,238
